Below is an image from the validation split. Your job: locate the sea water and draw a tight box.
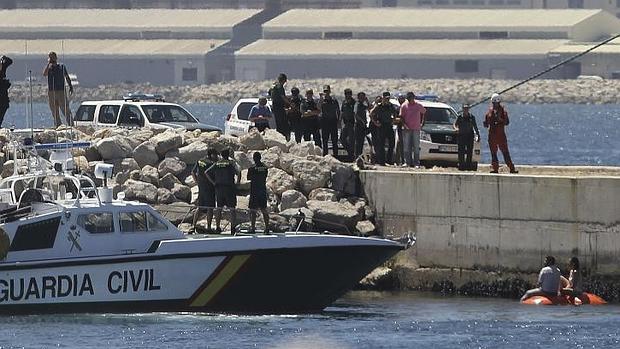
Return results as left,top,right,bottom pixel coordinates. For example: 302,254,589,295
3,102,620,166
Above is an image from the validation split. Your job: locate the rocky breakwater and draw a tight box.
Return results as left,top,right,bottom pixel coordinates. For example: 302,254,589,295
5,127,377,235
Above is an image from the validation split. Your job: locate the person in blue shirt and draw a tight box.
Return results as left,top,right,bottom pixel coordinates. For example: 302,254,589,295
249,97,273,132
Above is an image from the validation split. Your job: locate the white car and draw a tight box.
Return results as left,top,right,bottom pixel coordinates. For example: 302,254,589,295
74,94,221,132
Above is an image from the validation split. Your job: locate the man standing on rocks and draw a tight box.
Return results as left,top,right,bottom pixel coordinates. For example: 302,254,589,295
287,87,304,143
192,148,219,234
43,51,74,128
269,73,290,140
484,93,518,174
319,85,340,157
0,55,13,128
247,152,270,234
213,148,241,234
399,92,426,168
340,88,356,161
353,91,371,159
454,104,480,171
300,88,321,147
370,92,397,165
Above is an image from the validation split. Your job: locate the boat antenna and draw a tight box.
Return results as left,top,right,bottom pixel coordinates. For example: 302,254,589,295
468,33,620,108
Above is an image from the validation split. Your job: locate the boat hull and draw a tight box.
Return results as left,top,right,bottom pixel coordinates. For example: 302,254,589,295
521,292,607,305
0,243,401,314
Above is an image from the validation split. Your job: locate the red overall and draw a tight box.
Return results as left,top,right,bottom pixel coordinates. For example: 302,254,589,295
484,105,515,172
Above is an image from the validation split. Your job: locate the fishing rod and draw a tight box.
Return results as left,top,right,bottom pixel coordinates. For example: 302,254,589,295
469,32,620,108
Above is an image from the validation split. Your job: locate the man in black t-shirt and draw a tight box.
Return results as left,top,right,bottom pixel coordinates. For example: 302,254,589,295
212,148,240,234
370,92,397,165
191,148,218,234
300,89,321,146
353,91,370,159
320,85,340,157
287,87,303,143
269,73,290,140
340,88,356,161
247,152,270,234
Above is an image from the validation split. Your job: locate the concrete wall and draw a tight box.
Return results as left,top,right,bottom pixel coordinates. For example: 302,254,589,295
360,171,620,274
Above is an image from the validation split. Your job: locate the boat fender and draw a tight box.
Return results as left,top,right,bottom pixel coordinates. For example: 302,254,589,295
0,227,10,260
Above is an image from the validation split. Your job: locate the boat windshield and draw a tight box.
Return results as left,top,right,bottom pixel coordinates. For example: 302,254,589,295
425,107,457,124
142,105,198,123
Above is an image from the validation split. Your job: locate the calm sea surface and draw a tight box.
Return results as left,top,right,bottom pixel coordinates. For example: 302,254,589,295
4,102,620,165
1,103,619,348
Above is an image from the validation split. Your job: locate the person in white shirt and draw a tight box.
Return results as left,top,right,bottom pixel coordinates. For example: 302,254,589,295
521,256,561,301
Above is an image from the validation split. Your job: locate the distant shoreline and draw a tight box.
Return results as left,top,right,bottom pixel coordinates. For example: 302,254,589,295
8,78,620,105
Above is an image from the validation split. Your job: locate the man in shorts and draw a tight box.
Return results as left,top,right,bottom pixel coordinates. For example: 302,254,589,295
247,152,270,234
213,148,241,234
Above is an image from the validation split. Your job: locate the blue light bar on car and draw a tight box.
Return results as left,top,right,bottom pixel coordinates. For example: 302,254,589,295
123,93,165,102
34,142,91,150
415,94,439,102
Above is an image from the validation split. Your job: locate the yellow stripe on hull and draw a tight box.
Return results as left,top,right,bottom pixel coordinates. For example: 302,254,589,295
190,254,251,307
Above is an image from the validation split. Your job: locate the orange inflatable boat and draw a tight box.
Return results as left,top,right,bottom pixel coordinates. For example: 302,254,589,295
521,292,607,305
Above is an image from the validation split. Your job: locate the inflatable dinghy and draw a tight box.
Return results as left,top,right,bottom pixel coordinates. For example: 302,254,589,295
521,292,607,305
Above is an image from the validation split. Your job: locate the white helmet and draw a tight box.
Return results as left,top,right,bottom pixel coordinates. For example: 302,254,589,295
491,93,501,103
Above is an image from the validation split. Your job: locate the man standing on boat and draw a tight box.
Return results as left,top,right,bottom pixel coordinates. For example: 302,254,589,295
43,51,74,128
0,55,13,128
247,152,270,234
269,73,290,140
484,93,518,174
192,148,219,234
213,148,241,234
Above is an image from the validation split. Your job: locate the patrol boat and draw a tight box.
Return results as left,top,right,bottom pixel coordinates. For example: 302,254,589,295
0,140,407,315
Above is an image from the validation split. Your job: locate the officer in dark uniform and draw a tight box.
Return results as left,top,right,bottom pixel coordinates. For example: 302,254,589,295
191,148,219,233
0,55,13,127
213,148,241,234
300,89,321,146
340,88,356,161
454,104,481,171
287,87,303,143
370,92,397,165
319,85,340,157
269,73,290,140
247,152,270,234
353,91,370,159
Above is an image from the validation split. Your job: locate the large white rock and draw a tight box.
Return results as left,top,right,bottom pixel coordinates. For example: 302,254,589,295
266,168,296,196
279,189,307,211
133,141,159,168
238,129,265,150
234,151,253,171
279,153,300,175
160,172,182,190
259,149,280,169
263,129,288,152
96,136,133,160
289,141,320,157
306,199,361,231
158,157,187,178
122,179,158,204
308,188,339,202
178,141,209,165
152,130,183,157
356,220,376,236
290,160,331,194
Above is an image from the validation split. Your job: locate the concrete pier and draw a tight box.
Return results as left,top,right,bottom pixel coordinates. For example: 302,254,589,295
360,166,620,276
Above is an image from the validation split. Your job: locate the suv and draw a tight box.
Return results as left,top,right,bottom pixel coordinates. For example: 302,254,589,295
74,94,221,133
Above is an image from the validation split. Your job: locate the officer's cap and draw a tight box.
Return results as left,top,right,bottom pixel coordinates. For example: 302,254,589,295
323,85,331,92
382,91,391,98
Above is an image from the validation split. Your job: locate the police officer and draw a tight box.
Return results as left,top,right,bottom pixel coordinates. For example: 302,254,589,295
247,152,270,234
484,93,518,174
320,85,340,157
340,88,356,161
287,87,303,143
269,73,290,140
191,148,219,233
370,92,396,165
213,148,241,234
454,104,481,171
0,55,13,127
353,91,370,159
300,88,321,146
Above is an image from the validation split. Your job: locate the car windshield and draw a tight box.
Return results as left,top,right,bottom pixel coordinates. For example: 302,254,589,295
425,107,457,124
142,105,197,123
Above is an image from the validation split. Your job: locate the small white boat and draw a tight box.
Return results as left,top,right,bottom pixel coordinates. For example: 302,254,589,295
0,137,408,314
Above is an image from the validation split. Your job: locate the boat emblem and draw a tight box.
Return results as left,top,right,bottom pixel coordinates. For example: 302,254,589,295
67,231,82,252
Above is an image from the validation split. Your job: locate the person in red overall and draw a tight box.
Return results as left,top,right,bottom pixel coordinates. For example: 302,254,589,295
484,93,518,174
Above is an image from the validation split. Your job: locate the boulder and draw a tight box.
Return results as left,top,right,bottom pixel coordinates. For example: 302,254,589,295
152,130,183,157
279,207,314,231
279,189,307,211
96,136,132,160
279,153,300,175
238,129,265,150
74,156,89,172
290,160,331,194
122,179,158,204
208,135,242,152
289,141,321,157
308,188,339,202
160,172,182,190
356,220,376,236
115,171,130,186
129,169,141,181
164,148,180,159
128,129,154,148
158,157,187,178
2,160,14,177
84,145,102,162
133,141,159,168
258,150,280,169
178,141,209,165
140,165,159,186
266,168,296,196
114,157,140,174
156,188,176,204
171,183,192,203
321,156,357,195
263,129,288,152
234,151,253,171
306,200,361,231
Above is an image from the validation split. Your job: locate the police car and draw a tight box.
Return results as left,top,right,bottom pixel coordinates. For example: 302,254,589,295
74,93,221,132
